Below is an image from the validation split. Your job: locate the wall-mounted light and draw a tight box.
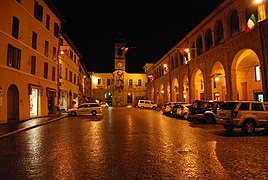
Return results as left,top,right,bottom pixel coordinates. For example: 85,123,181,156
214,77,220,82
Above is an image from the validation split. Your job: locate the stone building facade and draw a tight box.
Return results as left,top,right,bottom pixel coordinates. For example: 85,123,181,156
145,0,268,107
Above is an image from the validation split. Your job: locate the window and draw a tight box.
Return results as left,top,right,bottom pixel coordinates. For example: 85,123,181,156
69,71,72,82
70,50,73,60
138,79,142,86
74,55,77,63
59,38,63,46
107,79,111,86
239,103,249,110
32,31,37,50
44,41,49,57
12,16,19,39
54,23,59,38
44,62,48,79
46,14,50,30
65,68,68,79
255,65,261,81
252,103,264,111
59,64,62,77
52,47,57,60
52,66,55,81
31,56,36,75
7,44,21,69
74,74,76,84
98,79,101,85
129,79,133,86
34,1,43,21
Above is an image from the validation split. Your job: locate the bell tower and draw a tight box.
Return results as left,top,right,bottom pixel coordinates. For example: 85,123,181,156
114,34,127,71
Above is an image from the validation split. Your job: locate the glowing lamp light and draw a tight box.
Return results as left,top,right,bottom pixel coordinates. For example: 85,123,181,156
255,0,263,4
60,50,64,55
184,48,190,53
214,77,220,82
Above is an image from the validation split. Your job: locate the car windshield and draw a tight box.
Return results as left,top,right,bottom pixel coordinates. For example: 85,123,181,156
219,102,238,110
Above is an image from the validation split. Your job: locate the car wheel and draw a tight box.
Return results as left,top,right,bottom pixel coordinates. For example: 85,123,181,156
71,111,76,116
183,113,188,120
91,110,97,116
152,106,156,110
141,106,144,109
203,114,215,124
223,125,235,131
241,119,256,134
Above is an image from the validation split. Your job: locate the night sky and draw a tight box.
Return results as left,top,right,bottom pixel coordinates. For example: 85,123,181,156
50,0,225,73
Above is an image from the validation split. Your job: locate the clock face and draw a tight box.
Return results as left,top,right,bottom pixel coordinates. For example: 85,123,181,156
117,62,122,68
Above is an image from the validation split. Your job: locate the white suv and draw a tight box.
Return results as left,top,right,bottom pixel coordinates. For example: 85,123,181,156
216,100,268,134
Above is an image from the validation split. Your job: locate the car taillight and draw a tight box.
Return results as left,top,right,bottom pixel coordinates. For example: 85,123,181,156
231,111,238,118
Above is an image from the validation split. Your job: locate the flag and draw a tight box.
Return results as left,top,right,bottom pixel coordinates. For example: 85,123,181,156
245,13,257,32
179,48,185,56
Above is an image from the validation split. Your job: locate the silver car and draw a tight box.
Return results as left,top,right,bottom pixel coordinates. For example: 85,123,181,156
68,103,102,116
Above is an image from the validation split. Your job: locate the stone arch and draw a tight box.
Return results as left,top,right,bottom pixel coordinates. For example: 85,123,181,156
182,75,190,103
211,61,226,101
191,68,204,100
172,77,179,102
231,49,263,101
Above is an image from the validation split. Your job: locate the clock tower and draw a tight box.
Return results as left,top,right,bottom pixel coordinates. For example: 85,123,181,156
114,35,127,71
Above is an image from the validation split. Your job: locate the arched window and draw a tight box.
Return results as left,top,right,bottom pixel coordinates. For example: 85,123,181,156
179,52,184,65
174,53,178,68
215,20,224,45
205,28,213,51
196,36,203,56
191,42,196,59
230,10,240,36
170,57,174,70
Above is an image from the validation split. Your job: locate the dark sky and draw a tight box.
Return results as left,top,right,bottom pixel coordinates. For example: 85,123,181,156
50,0,224,73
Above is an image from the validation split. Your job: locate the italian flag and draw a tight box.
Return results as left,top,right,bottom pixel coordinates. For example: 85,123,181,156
245,13,257,32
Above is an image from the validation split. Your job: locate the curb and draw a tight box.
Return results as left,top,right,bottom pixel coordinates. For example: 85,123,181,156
0,115,68,139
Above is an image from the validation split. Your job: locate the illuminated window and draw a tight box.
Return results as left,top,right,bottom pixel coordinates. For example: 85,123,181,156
138,79,142,86
255,65,261,81
129,79,133,86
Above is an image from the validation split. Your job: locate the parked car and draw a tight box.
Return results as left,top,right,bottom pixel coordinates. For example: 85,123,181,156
176,103,192,119
68,103,102,116
99,102,109,108
171,102,190,117
137,100,158,110
216,100,268,134
188,100,224,123
162,102,180,115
